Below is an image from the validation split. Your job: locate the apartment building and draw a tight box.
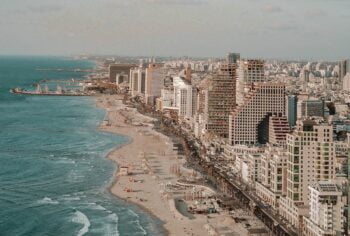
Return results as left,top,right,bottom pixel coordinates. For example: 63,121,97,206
256,146,288,209
278,119,336,231
303,181,345,236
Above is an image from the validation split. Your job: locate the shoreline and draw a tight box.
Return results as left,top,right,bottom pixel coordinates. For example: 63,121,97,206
95,94,209,236
98,130,170,235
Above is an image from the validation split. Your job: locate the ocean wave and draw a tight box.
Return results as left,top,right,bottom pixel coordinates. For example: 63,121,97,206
105,213,120,236
56,159,76,164
72,210,90,236
37,197,59,205
86,202,106,211
127,209,147,235
62,196,81,201
127,209,140,218
130,220,147,235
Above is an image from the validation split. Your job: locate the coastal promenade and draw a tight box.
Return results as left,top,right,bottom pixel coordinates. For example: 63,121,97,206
127,98,299,236
95,94,291,236
96,95,209,236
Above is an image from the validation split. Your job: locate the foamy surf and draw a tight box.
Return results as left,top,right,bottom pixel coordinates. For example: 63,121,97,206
37,197,59,205
127,209,140,218
130,220,147,235
86,202,107,211
105,213,120,236
72,210,91,236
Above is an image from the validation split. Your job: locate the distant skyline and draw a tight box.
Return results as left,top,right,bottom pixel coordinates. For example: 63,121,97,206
0,0,349,60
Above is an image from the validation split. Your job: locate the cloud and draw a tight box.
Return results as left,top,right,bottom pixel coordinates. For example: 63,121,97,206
261,4,282,13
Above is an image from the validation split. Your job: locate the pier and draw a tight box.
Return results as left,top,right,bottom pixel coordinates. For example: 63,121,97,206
10,89,90,96
10,83,91,96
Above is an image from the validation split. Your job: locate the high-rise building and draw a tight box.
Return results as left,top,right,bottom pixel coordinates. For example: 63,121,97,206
205,64,237,138
184,65,192,83
145,63,165,105
129,66,146,97
256,146,288,209
268,115,290,146
229,83,286,145
286,95,298,127
342,73,350,92
226,52,240,64
237,59,265,106
303,181,345,236
300,69,310,83
297,99,324,118
339,59,349,80
278,119,336,230
109,64,135,83
173,76,197,119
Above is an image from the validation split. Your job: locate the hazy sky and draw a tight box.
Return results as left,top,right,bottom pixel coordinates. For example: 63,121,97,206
0,0,349,59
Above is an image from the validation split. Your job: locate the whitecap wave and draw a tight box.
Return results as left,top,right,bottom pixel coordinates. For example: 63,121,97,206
105,213,120,236
37,197,59,205
127,209,146,235
130,220,147,235
127,209,140,218
62,196,81,201
72,210,90,236
86,202,106,211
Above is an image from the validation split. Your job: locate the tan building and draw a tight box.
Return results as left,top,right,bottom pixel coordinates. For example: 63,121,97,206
229,83,286,146
303,181,345,236
237,59,265,106
278,119,336,231
268,115,290,146
129,66,146,97
256,146,288,209
145,63,166,105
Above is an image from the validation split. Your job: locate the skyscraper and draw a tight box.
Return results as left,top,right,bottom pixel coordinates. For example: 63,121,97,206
229,83,286,145
339,59,349,80
173,76,197,119
129,66,146,97
226,52,240,64
237,59,266,106
145,63,165,105
205,63,237,138
286,95,298,127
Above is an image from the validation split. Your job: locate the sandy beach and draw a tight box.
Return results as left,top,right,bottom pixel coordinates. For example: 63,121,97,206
96,94,209,236
95,94,266,236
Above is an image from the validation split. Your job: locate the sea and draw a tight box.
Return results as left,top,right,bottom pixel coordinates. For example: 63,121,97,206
0,56,165,236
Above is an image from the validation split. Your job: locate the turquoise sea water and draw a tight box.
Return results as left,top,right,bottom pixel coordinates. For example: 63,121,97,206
0,56,165,236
